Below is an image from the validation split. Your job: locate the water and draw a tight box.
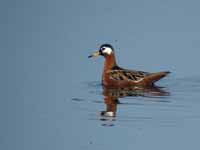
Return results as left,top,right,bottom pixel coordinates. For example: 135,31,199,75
69,77,200,150
1,0,200,149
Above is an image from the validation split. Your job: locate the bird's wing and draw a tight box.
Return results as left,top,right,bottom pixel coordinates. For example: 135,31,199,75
109,69,149,82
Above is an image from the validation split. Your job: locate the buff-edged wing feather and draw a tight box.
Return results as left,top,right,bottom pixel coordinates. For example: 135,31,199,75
109,69,149,82
109,68,170,85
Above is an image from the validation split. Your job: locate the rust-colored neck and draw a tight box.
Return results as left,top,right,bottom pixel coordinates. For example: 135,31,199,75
103,53,117,72
102,53,117,86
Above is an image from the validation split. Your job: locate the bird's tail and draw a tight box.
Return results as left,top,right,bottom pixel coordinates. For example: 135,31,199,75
144,71,170,86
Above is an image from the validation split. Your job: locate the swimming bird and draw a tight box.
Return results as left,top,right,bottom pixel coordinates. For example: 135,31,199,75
88,44,170,87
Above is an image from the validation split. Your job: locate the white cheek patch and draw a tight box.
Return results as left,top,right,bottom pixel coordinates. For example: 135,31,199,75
103,47,112,55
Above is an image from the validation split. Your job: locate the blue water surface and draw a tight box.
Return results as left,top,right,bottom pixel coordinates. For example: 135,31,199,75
1,0,200,150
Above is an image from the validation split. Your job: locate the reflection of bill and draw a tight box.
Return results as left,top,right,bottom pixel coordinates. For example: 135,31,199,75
100,86,169,119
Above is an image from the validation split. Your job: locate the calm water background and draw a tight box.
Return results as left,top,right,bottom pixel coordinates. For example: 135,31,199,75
1,0,200,149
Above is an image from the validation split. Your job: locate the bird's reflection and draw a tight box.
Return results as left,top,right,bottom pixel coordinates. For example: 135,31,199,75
100,86,169,125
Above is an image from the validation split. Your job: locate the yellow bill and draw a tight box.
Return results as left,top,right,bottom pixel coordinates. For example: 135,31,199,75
88,51,100,58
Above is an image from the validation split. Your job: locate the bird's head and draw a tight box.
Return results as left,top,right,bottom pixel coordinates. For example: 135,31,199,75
88,44,114,58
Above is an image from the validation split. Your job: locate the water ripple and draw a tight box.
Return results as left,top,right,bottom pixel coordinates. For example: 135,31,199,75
72,76,200,127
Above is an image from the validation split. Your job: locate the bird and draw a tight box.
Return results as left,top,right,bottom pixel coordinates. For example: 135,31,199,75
88,44,170,87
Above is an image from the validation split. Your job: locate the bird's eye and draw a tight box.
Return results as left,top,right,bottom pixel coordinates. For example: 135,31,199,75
101,47,105,51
